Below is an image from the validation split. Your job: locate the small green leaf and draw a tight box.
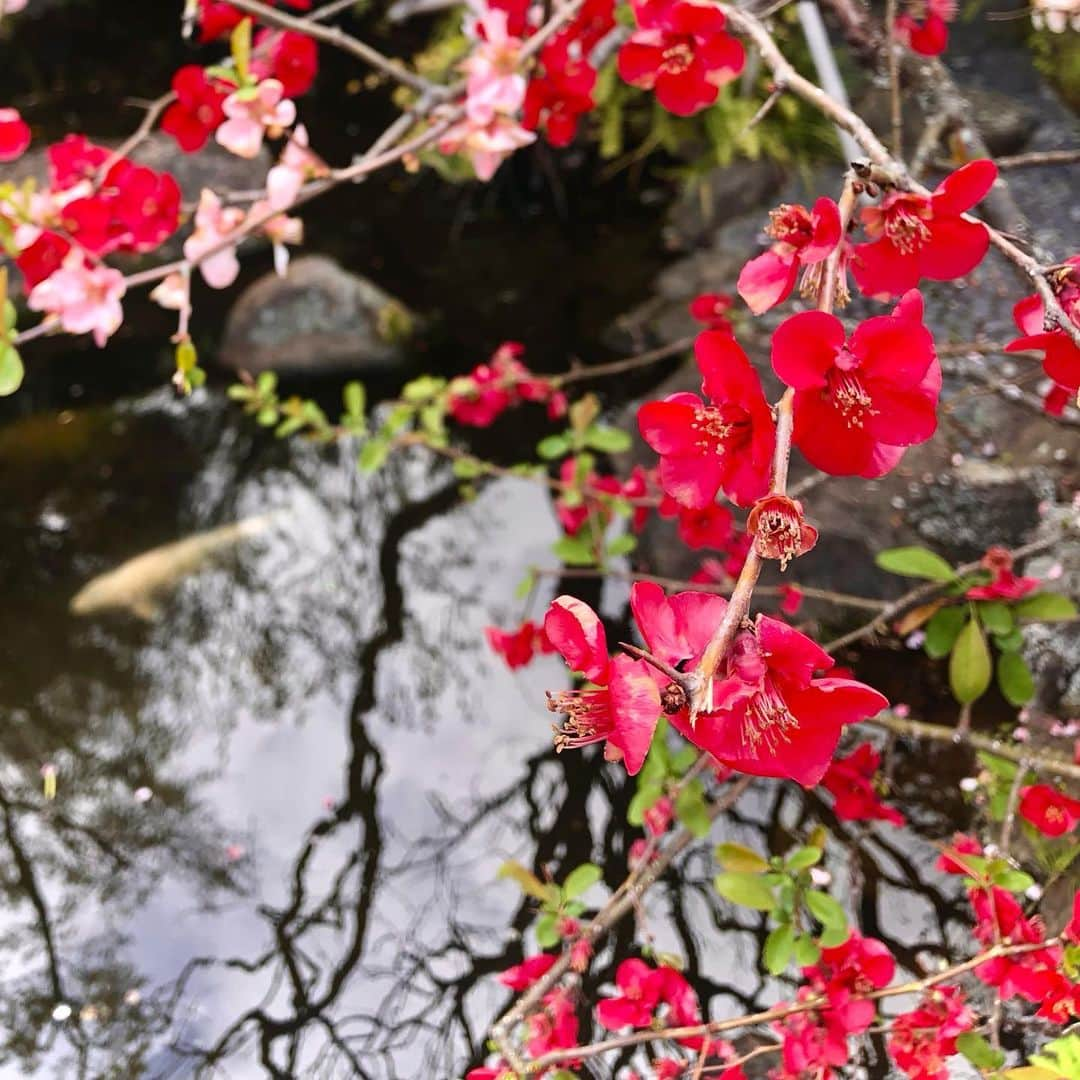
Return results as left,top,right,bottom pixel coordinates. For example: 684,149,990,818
230,16,253,83
0,344,23,396
990,865,1035,893
715,842,769,874
358,438,390,473
976,751,1018,781
606,534,637,558
627,783,664,826
997,652,1035,706
675,782,711,838
804,890,847,930
256,370,277,395
957,1031,1006,1071
3,297,16,333
343,381,366,419
537,433,572,460
785,846,823,872
498,861,558,904
977,601,1014,635
514,571,536,601
535,912,560,948
1014,593,1078,621
876,546,956,581
562,863,602,900
818,923,850,947
552,535,598,567
793,934,821,966
714,871,777,910
452,456,486,479
584,425,632,454
949,617,992,704
401,374,446,403
763,924,796,975
925,606,967,658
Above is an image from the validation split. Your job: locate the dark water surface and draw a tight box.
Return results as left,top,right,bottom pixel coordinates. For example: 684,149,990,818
0,3,1074,1077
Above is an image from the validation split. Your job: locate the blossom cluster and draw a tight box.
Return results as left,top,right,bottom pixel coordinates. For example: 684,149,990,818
446,342,568,426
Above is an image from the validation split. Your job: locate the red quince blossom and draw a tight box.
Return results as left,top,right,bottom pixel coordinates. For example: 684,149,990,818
1044,382,1073,416
894,0,956,56
465,1066,512,1080
523,40,597,148
16,231,70,290
1018,783,1080,837
643,794,674,836
555,460,649,538
499,952,557,990
851,160,996,298
820,742,905,826
103,160,181,253
738,198,842,315
746,493,818,568
253,29,319,98
779,583,803,616
196,0,312,42
807,932,896,1033
964,546,1039,600
0,108,31,162
544,595,661,775
658,495,734,550
617,0,745,117
485,619,555,669
526,986,579,1057
1064,889,1080,943
48,134,110,190
689,291,734,330
888,986,974,1080
935,833,984,875
1006,256,1080,390
771,289,939,478
161,67,228,152
597,958,664,1028
447,342,565,425
638,330,776,508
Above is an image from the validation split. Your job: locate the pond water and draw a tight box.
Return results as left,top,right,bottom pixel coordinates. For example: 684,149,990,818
0,2,1076,1078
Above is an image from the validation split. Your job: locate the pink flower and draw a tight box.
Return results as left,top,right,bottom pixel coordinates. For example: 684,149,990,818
27,249,125,347
597,958,663,1028
438,113,536,182
216,79,296,159
498,953,557,990
544,595,662,775
266,124,329,210
183,188,246,289
771,290,939,478
0,107,31,162
738,198,842,315
637,330,776,508
248,199,303,275
526,987,579,1057
463,7,527,124
888,987,974,1080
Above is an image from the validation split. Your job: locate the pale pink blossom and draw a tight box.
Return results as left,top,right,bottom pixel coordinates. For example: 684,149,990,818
439,113,535,181
216,79,296,159
27,249,125,346
248,199,303,275
183,188,245,289
149,272,188,311
266,125,328,211
462,7,526,124
0,0,29,14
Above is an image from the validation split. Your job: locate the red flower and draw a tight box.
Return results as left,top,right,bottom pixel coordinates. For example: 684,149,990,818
161,66,228,153
894,0,956,56
1005,256,1080,390
57,194,117,255
485,620,554,669
544,596,661,775
821,743,905,826
1018,783,1080,837
526,987,579,1057
47,134,110,190
498,953,557,990
746,493,818,568
523,40,597,148
771,290,939,478
1044,383,1073,416
689,291,734,329
617,0,745,117
104,161,181,253
779,584,803,616
638,330,776,508
851,161,996,298
597,958,665,1028
255,29,319,98
693,614,889,786
964,546,1039,600
1064,889,1080,943
888,986,973,1080
196,0,312,42
16,230,70,290
665,500,734,550
643,795,673,837
935,833,984,876
0,108,31,162
738,198,842,315
447,342,563,425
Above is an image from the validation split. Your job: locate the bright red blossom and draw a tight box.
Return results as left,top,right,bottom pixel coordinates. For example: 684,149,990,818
103,160,182,253
638,331,776,508
597,959,703,1047
447,342,566,426
852,160,996,298
894,0,956,56
526,986,579,1057
964,546,1039,600
161,66,228,152
1006,256,1080,391
1018,783,1080,837
746,494,818,568
689,291,734,329
658,496,734,550
254,29,320,98
498,952,557,990
771,290,940,478
821,742,905,826
738,198,842,315
888,987,974,1080
485,620,555,669
48,134,110,190
0,108,31,162
617,0,745,117
523,40,597,147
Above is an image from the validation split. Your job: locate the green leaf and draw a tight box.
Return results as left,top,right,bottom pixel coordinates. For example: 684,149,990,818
876,546,956,581
763,924,796,975
715,842,769,874
549,1072,580,1080
997,652,1035,706
498,861,557,903
562,863,602,900
804,890,847,930
535,912,560,948
0,345,23,396
452,457,485,479
627,783,663,826
925,606,967,658
949,617,992,704
584,425,632,454
343,381,366,419
230,16,252,83
514,571,535,601
256,370,277,395
606,534,637,558
401,375,446,403
537,433,572,460
552,535,598,567
785,845,823,872
3,297,16,333
675,782,711,838
358,438,390,473
714,871,776,910
956,1031,1006,1071
990,865,1035,893
1014,593,1078,621
977,601,1014,635
993,626,1025,652
977,751,1018,781
818,923,850,947
793,934,822,966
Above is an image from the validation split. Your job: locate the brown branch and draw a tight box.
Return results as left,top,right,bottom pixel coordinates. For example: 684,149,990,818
993,148,1080,171
552,334,696,387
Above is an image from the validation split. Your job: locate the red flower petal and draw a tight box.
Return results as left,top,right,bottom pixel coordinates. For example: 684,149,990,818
850,238,921,299
918,216,990,282
607,655,662,775
637,395,702,455
931,159,998,216
544,596,608,682
0,108,31,162
803,196,842,263
755,614,831,686
737,248,798,315
850,314,935,387
771,310,845,390
791,388,878,477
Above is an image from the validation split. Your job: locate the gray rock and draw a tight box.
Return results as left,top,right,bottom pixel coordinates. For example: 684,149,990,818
218,255,414,375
